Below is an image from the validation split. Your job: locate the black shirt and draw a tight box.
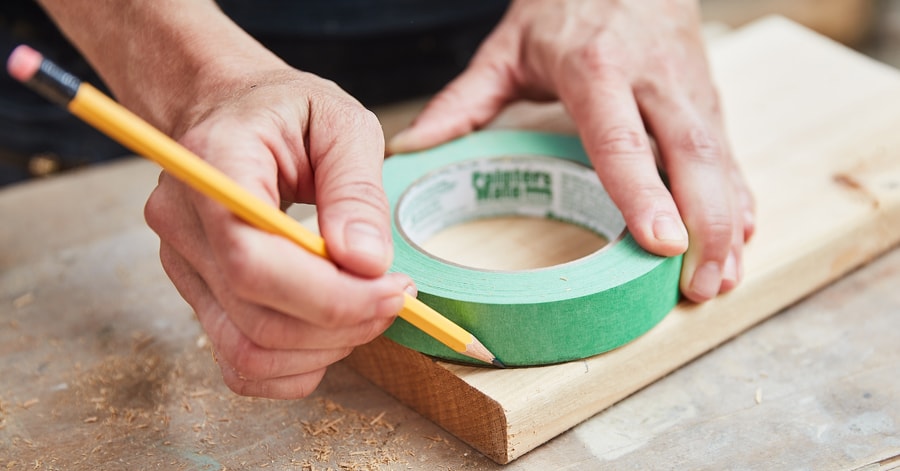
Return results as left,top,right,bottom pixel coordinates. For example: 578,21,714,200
0,0,509,184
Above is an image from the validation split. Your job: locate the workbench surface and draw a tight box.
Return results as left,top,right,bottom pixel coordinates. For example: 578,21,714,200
2,156,899,470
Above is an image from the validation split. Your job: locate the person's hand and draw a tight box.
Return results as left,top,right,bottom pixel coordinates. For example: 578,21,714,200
144,67,411,399
389,0,755,302
35,0,411,400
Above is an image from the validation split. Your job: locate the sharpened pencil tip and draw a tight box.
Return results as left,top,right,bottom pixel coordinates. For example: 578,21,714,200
463,336,503,367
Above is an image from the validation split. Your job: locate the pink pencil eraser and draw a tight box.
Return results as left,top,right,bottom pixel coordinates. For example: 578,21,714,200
7,44,43,83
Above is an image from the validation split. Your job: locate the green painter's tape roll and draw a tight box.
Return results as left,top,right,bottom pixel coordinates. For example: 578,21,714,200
383,130,682,366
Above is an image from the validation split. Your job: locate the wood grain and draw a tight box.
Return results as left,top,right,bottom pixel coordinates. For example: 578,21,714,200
422,216,607,271
343,16,900,464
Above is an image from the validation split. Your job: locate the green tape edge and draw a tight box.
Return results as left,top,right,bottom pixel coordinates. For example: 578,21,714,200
382,130,682,366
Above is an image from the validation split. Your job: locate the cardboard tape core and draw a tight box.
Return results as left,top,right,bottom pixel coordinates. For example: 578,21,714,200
396,156,622,271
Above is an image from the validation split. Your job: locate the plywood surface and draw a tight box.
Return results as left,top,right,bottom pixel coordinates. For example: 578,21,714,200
343,16,900,464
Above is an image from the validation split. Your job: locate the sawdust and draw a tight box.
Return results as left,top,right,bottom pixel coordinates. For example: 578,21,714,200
1,326,475,470
294,397,409,469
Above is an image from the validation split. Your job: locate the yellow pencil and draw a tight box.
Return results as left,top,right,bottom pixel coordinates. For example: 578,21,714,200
7,44,503,367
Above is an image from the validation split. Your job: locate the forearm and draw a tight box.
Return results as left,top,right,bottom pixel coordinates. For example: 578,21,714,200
35,0,286,136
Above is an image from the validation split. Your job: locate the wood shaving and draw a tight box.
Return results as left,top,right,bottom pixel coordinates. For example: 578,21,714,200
131,333,155,353
368,411,386,427
187,389,213,398
322,398,344,413
21,398,39,409
313,446,333,461
12,292,34,309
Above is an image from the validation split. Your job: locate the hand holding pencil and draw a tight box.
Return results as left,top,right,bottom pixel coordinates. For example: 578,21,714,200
7,45,501,399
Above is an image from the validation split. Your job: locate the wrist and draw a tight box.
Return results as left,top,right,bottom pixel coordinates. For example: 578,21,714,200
36,0,287,137
156,34,289,139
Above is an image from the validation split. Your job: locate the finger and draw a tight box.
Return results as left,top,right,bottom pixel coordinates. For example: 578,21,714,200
700,111,756,243
718,219,744,294
219,344,352,384
305,99,395,278
639,95,736,302
387,58,518,154
558,68,689,258
197,234,408,346
170,229,411,350
160,242,358,382
158,175,409,334
145,171,215,272
206,268,408,351
219,365,329,400
202,225,408,330
171,116,409,323
730,160,756,242
150,166,408,342
720,156,754,293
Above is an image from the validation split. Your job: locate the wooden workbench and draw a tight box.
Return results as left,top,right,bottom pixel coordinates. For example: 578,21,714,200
2,159,899,470
2,18,900,470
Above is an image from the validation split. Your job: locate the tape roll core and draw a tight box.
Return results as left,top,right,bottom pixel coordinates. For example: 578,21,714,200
396,155,624,272
383,130,682,366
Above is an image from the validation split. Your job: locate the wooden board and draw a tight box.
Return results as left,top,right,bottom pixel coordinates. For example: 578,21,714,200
342,16,900,464
700,0,874,45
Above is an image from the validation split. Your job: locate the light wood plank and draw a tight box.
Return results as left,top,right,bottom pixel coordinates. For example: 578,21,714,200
343,16,900,464
700,0,874,45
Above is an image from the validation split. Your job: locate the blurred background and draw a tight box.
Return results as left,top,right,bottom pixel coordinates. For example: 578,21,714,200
1,0,899,186
701,0,900,66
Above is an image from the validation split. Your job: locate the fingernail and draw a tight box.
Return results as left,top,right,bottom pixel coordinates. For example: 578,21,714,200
653,214,688,242
404,282,418,298
345,221,388,261
690,261,722,300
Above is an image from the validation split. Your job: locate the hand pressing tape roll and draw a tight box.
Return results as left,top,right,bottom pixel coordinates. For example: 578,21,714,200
383,130,682,366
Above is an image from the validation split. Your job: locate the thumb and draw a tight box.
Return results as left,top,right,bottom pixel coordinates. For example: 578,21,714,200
388,61,517,154
311,105,394,278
